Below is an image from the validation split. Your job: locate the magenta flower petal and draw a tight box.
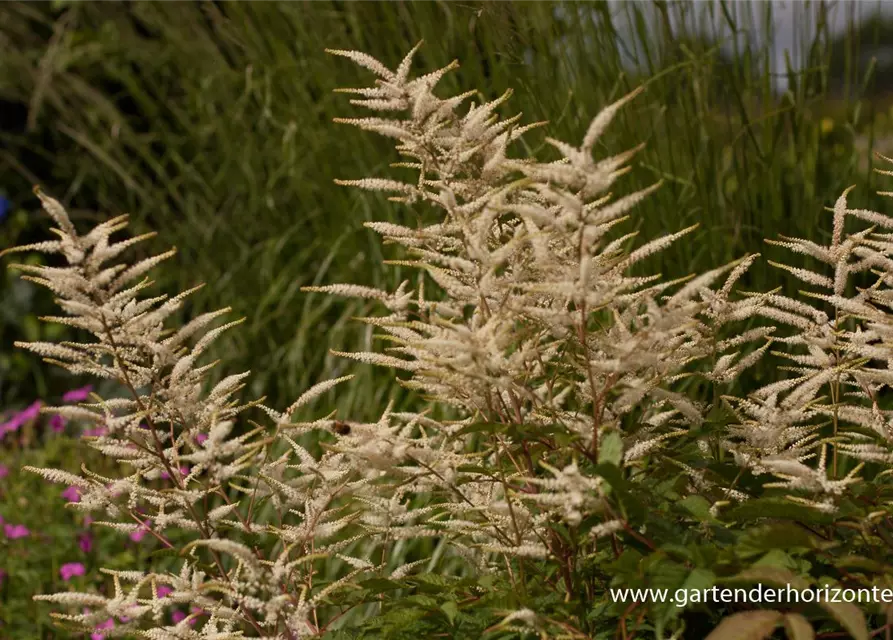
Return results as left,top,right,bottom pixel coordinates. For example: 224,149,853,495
129,519,151,542
78,532,93,553
171,607,202,626
19,400,42,422
49,414,67,433
0,464,8,479
62,485,81,503
4,524,29,539
62,386,93,403
90,617,114,639
118,604,138,623
60,562,86,581
0,400,42,436
195,433,208,444
83,425,108,438
157,585,173,598
161,466,190,481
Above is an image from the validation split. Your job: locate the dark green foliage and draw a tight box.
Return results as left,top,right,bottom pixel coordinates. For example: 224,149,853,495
1,0,892,411
0,433,148,636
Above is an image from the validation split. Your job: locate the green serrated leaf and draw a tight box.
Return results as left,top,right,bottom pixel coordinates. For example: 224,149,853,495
836,556,887,572
680,567,715,594
726,566,809,590
818,600,868,640
679,495,718,522
478,574,496,590
593,463,644,522
455,464,496,477
752,549,802,572
149,547,182,560
452,422,500,439
738,523,821,556
440,600,459,625
403,594,439,608
705,610,784,640
784,613,814,640
725,498,835,525
358,578,403,594
598,431,623,467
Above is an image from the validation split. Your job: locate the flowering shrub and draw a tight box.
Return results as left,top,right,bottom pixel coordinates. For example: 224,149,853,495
0,385,166,636
4,44,893,639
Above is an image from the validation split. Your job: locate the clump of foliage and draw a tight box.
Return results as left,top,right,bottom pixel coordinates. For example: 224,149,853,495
2,0,888,416
5,43,893,640
0,385,166,637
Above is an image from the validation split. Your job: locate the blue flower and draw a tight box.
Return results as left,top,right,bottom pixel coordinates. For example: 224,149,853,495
0,197,10,222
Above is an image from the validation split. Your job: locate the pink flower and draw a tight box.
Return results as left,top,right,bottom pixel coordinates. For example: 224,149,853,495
195,433,208,444
0,400,42,436
0,464,8,479
20,400,42,420
90,617,114,639
160,466,190,480
49,414,67,432
78,532,93,553
172,608,201,625
118,604,138,623
157,585,173,598
62,485,81,503
4,524,29,539
130,519,151,542
83,425,108,438
62,385,93,403
60,562,85,581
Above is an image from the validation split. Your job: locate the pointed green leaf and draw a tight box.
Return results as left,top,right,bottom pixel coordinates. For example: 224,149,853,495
598,431,623,467
679,495,717,522
725,498,835,525
784,613,814,640
440,600,459,625
818,600,867,640
738,523,822,556
725,566,810,590
705,610,783,640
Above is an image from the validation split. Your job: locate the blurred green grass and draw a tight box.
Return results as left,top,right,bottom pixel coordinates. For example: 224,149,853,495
1,0,891,415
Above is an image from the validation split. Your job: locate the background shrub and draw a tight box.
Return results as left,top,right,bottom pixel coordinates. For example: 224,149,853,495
3,0,893,410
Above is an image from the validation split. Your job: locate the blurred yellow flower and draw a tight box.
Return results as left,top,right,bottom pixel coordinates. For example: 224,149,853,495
821,118,834,134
